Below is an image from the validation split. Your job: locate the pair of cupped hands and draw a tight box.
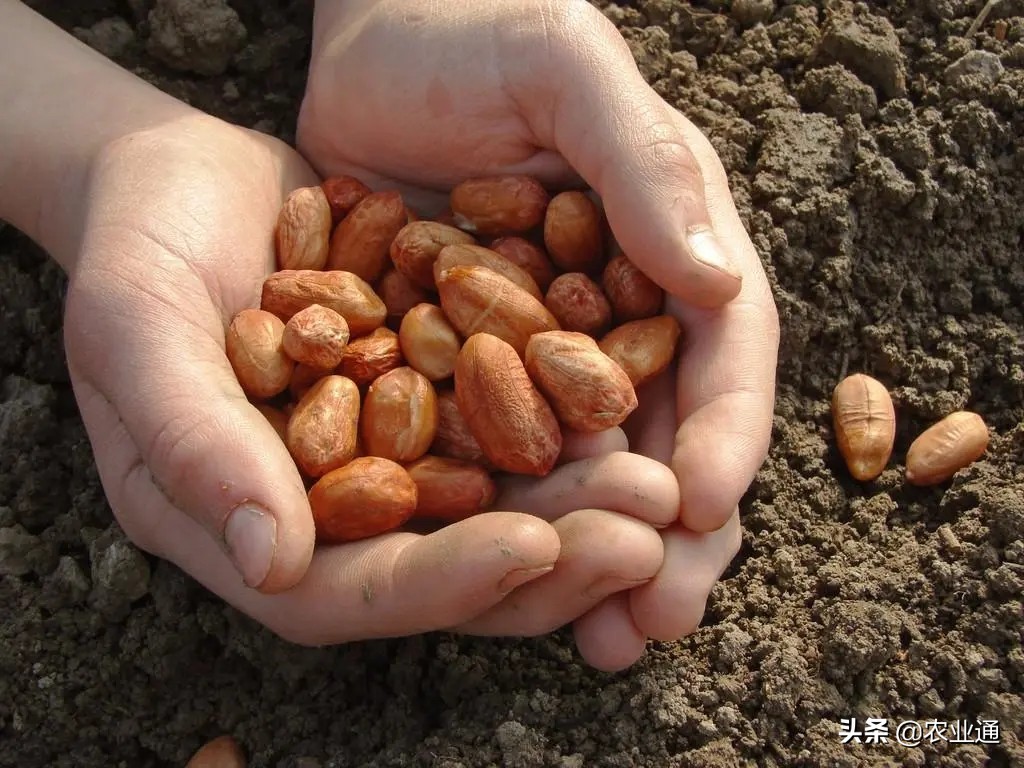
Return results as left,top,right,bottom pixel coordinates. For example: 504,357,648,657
64,1,778,671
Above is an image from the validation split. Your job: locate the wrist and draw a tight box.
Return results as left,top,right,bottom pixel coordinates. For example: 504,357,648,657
0,1,196,274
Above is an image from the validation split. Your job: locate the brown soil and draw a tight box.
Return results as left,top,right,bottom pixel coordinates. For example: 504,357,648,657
2,1,1022,766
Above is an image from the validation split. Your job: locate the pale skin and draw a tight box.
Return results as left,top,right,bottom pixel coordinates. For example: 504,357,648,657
0,0,779,671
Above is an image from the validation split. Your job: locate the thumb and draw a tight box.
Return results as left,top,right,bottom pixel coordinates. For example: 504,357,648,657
65,262,315,594
526,12,742,308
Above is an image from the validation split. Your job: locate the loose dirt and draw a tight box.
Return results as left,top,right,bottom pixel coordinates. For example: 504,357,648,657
2,1,1021,765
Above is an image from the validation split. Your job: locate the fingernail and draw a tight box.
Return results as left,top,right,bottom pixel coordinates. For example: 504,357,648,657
686,227,741,281
585,575,651,599
224,502,277,588
498,564,554,593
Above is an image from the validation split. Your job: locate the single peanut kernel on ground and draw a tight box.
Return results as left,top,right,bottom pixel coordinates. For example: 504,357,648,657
905,410,989,486
831,373,896,482
185,734,246,768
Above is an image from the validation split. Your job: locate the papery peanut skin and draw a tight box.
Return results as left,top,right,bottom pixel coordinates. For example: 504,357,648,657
598,315,681,387
436,265,561,356
225,308,294,399
327,191,407,283
282,304,351,370
378,269,432,329
321,175,372,223
275,186,331,271
544,272,612,337
308,457,418,542
407,455,496,520
602,252,664,321
289,362,334,401
905,411,989,486
398,303,461,382
432,390,489,465
831,373,896,482
337,327,404,388
360,366,439,462
390,221,476,289
450,175,550,235
454,333,562,476
285,375,361,478
433,243,542,300
543,190,604,273
490,236,557,292
261,269,386,335
525,331,638,432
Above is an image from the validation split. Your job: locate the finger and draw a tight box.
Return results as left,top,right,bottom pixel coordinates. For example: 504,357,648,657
452,509,663,637
69,382,563,641
628,511,742,642
513,10,741,307
672,297,776,532
66,262,314,594
572,592,648,672
495,451,679,528
653,112,778,532
558,426,629,463
621,371,676,464
251,512,560,642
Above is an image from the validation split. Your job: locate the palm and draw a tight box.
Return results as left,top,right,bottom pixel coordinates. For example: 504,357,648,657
298,4,582,211
59,117,680,660
63,120,318,567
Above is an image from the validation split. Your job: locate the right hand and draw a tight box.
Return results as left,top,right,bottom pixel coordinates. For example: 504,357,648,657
296,0,779,668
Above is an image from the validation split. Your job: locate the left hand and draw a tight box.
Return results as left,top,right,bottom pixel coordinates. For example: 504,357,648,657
298,0,779,670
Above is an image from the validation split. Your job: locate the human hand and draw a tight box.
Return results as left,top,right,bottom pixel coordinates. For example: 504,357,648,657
298,0,779,669
61,113,684,647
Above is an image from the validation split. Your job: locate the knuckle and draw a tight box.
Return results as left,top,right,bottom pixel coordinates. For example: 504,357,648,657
637,132,704,190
